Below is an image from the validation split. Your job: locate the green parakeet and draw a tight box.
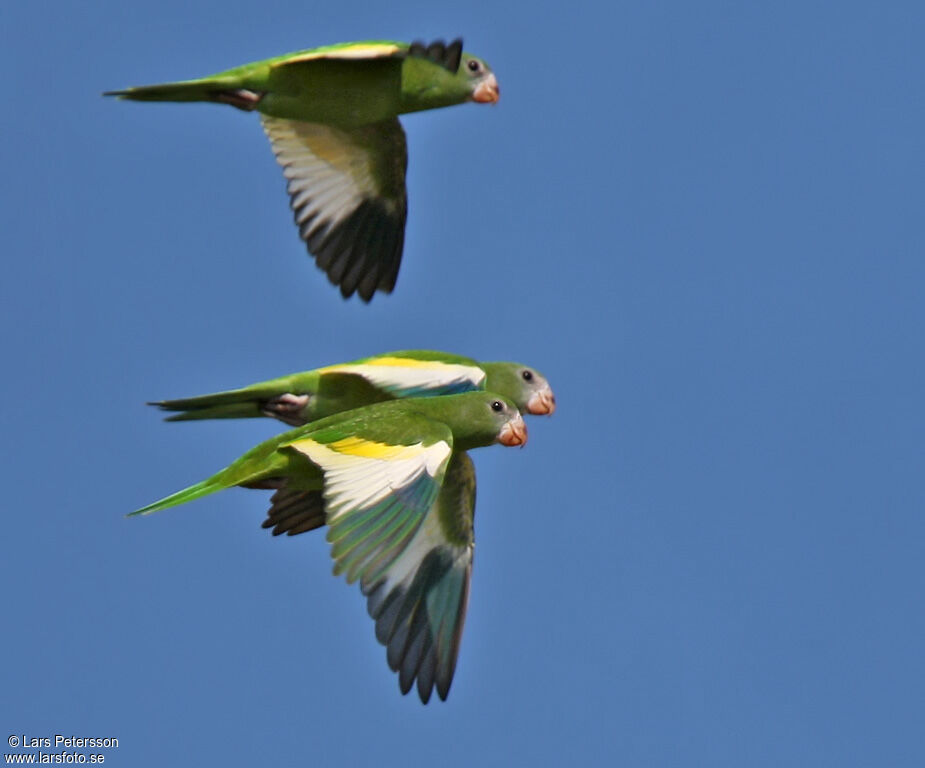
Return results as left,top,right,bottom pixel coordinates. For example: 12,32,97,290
105,39,499,302
152,349,555,426
133,392,527,702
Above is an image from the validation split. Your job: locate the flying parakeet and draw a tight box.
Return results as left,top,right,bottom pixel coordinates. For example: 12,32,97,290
152,349,555,539
134,392,527,702
105,39,499,302
151,349,555,427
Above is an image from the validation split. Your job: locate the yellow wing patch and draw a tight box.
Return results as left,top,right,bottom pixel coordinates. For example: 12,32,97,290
288,435,429,461
319,356,474,373
327,436,424,460
286,435,452,523
361,356,463,369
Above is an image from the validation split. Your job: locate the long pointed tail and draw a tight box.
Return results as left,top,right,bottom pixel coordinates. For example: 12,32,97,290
130,475,226,517
151,383,309,425
153,399,267,422
104,79,262,110
130,435,295,517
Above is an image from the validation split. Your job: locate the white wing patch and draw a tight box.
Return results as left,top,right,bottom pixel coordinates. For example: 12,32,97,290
279,43,402,65
287,436,451,523
261,115,408,301
381,511,453,593
319,357,486,398
262,116,382,241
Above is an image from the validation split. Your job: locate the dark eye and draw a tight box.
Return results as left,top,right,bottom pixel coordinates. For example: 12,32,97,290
467,59,480,73
491,400,504,412
521,370,534,381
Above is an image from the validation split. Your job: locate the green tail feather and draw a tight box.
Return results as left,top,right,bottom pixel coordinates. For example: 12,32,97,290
130,436,296,517
151,380,296,421
104,79,225,104
157,401,267,422
130,476,225,517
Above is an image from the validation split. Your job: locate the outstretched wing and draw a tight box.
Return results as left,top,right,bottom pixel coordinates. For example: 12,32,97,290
365,450,476,703
282,424,477,702
262,115,407,302
270,39,462,72
284,419,453,588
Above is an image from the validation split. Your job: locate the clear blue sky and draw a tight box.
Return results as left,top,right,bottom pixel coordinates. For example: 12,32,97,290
2,1,924,765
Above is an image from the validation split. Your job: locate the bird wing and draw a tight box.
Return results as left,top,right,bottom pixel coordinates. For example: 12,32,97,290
270,39,462,72
366,450,476,702
261,487,326,536
317,355,487,399
282,423,477,702
272,42,405,65
261,115,407,301
282,417,454,589
406,39,463,73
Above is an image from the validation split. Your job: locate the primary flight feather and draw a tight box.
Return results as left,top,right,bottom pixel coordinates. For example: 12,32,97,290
134,392,527,702
105,39,499,302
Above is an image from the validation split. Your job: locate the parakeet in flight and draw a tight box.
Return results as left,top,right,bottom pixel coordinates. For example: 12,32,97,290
105,39,499,302
134,392,527,702
152,349,555,426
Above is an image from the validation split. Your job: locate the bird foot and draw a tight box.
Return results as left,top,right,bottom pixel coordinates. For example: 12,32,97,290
262,393,311,426
212,89,264,111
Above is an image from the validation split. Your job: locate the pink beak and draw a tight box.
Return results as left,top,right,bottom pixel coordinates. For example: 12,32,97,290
526,386,556,416
472,73,500,104
498,414,528,447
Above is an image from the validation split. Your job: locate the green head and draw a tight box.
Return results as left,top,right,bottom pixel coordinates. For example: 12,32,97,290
399,42,499,113
480,362,556,416
402,391,526,451
459,53,499,104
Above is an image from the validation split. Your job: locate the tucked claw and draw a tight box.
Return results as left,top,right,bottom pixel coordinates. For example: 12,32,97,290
526,386,556,416
262,393,311,426
472,73,500,104
499,414,527,446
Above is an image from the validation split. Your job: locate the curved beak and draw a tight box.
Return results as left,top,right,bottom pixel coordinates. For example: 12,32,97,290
472,73,500,104
526,386,556,416
499,413,528,447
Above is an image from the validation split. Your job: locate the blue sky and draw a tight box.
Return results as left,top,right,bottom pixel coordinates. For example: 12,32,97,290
2,0,924,765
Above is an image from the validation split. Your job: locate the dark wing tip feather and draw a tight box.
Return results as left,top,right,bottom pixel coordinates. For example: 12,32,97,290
332,205,378,299
445,40,463,73
342,211,385,300
436,665,454,701
363,550,469,704
408,38,464,73
296,198,403,303
426,41,446,65
373,220,405,297
266,115,407,302
419,652,438,702
262,488,326,536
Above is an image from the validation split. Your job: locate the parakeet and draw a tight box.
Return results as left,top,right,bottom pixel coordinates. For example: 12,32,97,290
151,349,555,426
105,39,499,302
133,392,527,702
